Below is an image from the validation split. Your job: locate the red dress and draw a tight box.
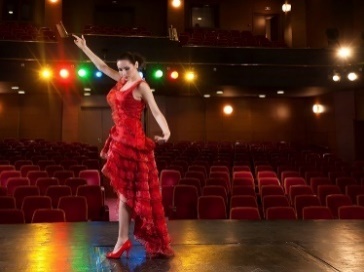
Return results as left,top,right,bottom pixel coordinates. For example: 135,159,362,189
101,78,174,257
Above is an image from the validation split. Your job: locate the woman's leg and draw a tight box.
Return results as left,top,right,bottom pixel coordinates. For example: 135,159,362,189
112,197,131,252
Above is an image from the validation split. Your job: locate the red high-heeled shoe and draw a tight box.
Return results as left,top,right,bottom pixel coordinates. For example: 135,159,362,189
106,239,132,259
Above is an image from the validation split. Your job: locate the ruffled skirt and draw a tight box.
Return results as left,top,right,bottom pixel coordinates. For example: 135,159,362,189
101,137,174,257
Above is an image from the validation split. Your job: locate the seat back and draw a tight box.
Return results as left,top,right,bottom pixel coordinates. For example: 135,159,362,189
21,196,52,223
266,207,296,220
302,206,333,220
160,169,181,187
45,185,72,208
76,185,103,221
338,205,364,219
230,207,261,220
198,196,227,219
294,195,320,219
173,185,198,219
32,209,66,223
13,186,40,208
58,196,88,222
0,209,25,224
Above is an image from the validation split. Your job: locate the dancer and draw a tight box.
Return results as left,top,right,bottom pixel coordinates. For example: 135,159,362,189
73,34,174,258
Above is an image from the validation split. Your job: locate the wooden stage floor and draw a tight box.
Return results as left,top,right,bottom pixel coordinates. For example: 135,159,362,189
0,220,363,272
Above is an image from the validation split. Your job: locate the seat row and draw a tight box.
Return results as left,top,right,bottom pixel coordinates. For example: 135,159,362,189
0,184,109,223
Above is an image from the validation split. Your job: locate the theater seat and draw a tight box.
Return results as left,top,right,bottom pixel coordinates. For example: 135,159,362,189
21,196,52,223
198,196,227,219
79,170,101,186
302,206,333,220
266,207,297,220
32,209,66,223
46,185,72,208
13,186,40,208
326,194,352,218
338,205,364,219
160,169,181,187
58,196,88,222
0,209,25,224
172,185,198,219
230,207,261,220
317,185,341,205
36,177,59,195
262,195,289,216
294,195,320,219
230,195,258,209
0,196,16,209
7,178,30,195
76,185,109,221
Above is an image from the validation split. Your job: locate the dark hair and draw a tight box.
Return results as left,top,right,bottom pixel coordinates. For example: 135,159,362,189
117,52,146,70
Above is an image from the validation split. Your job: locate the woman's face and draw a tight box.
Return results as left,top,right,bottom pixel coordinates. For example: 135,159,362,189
116,59,138,80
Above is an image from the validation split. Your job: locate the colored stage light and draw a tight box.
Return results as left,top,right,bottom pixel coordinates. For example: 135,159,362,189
40,68,52,79
170,71,179,79
95,71,103,78
153,69,163,79
77,68,88,78
185,71,195,82
59,68,70,79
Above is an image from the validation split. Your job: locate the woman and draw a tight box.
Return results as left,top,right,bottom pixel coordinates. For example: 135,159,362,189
73,34,174,258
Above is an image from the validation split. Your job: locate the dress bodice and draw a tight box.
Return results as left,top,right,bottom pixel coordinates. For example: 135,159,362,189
105,78,153,150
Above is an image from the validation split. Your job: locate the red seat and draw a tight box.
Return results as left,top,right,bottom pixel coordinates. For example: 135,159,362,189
346,185,364,203
45,185,72,208
0,170,21,187
338,205,364,219
0,187,6,196
230,195,258,209
32,209,66,223
79,170,101,186
0,165,15,175
261,185,284,199
0,209,25,224
305,171,325,185
294,195,320,219
45,165,64,177
37,160,56,170
284,177,306,194
76,185,108,221
69,165,87,177
82,159,100,170
233,171,253,179
257,171,277,181
255,165,274,173
231,186,256,197
187,166,207,177
0,196,16,209
258,177,280,194
262,195,289,216
59,159,78,170
64,177,87,195
328,171,346,183
209,172,230,192
198,196,227,219
232,178,254,188
20,165,40,177
53,170,74,185
311,177,332,194
14,160,33,170
303,206,334,220
6,178,30,195
13,186,40,208
266,207,297,220
161,186,174,218
326,194,352,218
27,171,49,185
230,207,261,220
21,196,52,223
317,185,341,205
58,196,88,222
202,185,227,204
172,185,198,219
289,185,314,204
36,177,59,195
335,177,357,193
179,178,201,195
232,165,251,173
210,165,229,175
357,195,364,206
281,171,300,185
185,171,206,187
205,177,229,193
160,169,181,187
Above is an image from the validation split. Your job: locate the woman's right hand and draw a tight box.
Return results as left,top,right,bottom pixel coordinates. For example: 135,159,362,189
73,34,87,50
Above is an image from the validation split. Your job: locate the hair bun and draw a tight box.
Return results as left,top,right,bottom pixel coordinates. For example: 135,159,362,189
132,52,146,70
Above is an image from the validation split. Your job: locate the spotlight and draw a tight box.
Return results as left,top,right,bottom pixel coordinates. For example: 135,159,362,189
172,0,181,8
18,90,25,95
59,68,70,79
84,88,91,92
77,68,88,78
332,74,341,82
223,105,233,115
153,69,163,79
282,3,291,12
84,92,91,96
277,90,285,94
95,71,102,78
8,11,14,14
203,94,211,98
347,72,358,81
40,68,52,79
11,86,19,90
185,71,195,82
259,94,266,98
216,90,223,95
337,47,351,58
313,104,324,114
170,71,179,79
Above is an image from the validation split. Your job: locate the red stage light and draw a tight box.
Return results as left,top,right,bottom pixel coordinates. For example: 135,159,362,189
59,69,70,79
170,71,179,79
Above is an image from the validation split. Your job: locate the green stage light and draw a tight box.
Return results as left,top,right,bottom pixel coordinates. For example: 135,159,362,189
153,69,163,79
77,68,88,78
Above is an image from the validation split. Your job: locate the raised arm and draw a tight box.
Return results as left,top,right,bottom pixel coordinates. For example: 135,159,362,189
138,82,171,143
73,34,120,82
